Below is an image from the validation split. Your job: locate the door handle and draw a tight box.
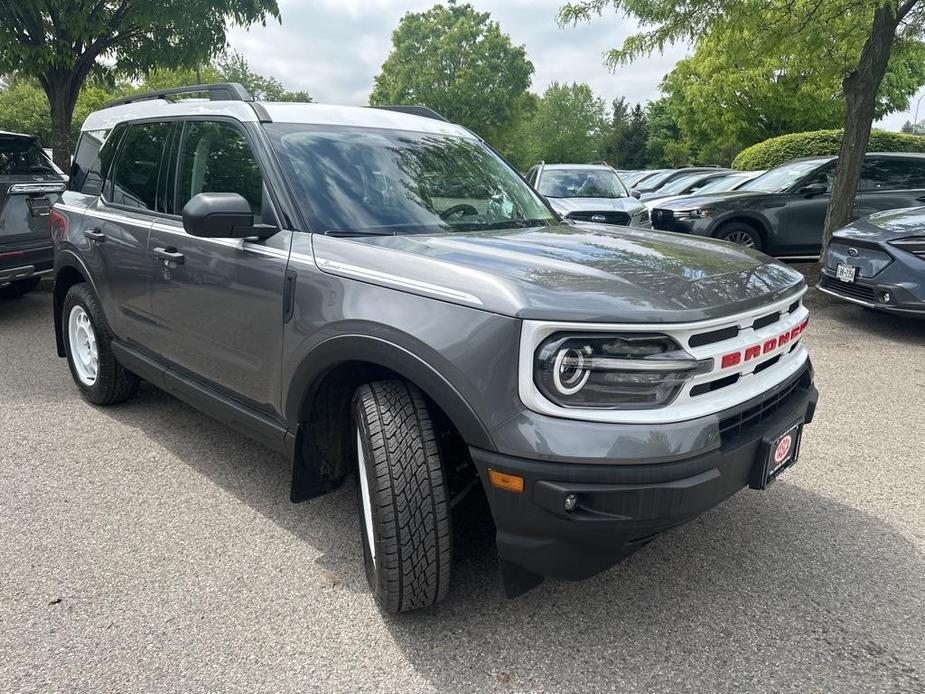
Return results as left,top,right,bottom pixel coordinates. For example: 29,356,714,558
84,228,106,243
152,247,185,265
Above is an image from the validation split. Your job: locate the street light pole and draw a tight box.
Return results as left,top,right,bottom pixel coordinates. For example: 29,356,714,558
914,92,925,134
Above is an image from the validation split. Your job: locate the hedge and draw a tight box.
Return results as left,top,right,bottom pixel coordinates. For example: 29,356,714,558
732,129,925,170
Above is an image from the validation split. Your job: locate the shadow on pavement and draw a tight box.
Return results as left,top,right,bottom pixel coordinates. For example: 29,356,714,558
97,383,925,692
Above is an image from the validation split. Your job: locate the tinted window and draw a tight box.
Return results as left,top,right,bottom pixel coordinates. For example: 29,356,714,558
537,169,628,199
265,123,556,235
175,121,263,217
109,122,171,210
0,137,57,176
858,158,925,191
70,129,111,195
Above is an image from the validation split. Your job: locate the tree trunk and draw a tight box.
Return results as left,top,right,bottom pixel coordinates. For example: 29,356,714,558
821,4,900,256
40,71,82,172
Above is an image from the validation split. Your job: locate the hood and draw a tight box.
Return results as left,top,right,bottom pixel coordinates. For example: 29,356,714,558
832,206,925,242
650,190,769,211
312,224,805,323
547,196,643,216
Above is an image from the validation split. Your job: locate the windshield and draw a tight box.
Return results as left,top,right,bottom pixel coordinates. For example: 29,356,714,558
265,124,557,235
0,137,58,176
740,160,829,193
636,169,680,191
537,168,628,199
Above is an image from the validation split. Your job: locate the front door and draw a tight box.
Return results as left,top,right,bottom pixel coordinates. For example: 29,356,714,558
147,119,291,417
779,161,835,256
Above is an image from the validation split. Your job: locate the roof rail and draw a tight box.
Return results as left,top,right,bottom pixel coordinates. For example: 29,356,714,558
371,105,449,122
103,82,253,109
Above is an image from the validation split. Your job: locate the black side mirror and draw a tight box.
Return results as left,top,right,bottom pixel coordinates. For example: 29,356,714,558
798,182,828,197
182,192,276,239
630,188,641,199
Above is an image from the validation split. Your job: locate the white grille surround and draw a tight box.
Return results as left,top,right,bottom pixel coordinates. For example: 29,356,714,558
518,288,809,425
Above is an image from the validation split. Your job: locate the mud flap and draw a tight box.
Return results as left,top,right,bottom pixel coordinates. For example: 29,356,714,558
500,560,545,598
289,425,342,502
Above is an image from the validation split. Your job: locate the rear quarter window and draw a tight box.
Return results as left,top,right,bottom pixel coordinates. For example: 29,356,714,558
0,137,57,176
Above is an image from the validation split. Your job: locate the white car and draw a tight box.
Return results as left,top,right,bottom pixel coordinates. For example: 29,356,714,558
526,163,651,227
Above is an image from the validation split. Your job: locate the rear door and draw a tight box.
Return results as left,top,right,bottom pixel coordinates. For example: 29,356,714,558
146,118,291,417
854,157,925,219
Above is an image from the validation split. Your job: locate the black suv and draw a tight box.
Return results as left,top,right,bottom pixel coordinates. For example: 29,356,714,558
651,153,925,257
52,84,817,612
0,131,66,298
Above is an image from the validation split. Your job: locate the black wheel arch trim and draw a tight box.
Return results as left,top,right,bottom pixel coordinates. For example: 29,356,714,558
52,248,101,358
286,333,495,451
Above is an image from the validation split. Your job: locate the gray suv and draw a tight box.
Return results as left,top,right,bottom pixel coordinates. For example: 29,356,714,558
53,84,818,613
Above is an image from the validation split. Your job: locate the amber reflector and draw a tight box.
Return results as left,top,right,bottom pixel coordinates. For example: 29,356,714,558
487,469,524,493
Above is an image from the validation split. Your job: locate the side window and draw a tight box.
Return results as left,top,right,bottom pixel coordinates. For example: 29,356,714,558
108,122,171,210
175,121,263,218
802,162,835,192
858,159,925,191
526,167,537,185
69,129,111,195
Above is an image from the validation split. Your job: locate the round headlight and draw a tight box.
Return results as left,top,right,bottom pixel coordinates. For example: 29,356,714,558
553,345,591,395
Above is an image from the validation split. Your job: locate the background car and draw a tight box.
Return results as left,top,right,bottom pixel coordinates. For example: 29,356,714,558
0,131,66,299
818,206,925,316
638,170,737,203
526,162,650,227
633,167,727,194
650,153,925,256
642,170,766,210
622,169,670,189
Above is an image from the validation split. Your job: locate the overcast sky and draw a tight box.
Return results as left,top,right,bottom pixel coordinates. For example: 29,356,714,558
226,0,920,131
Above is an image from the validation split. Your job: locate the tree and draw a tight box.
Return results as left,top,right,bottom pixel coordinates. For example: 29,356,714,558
369,2,534,146
600,100,648,168
560,0,925,248
660,23,925,165
511,83,606,166
645,97,689,167
0,1,279,168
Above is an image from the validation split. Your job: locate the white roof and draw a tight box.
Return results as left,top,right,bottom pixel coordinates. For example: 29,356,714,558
81,99,473,138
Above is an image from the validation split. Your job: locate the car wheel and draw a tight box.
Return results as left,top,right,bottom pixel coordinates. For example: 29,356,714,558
352,380,452,613
715,222,763,251
0,276,41,299
62,283,139,405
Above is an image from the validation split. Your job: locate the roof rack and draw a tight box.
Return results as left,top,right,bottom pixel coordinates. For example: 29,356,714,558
371,105,449,122
103,82,253,109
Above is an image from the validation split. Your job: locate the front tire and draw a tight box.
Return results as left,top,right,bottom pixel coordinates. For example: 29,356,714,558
352,380,452,613
715,221,763,251
0,276,41,299
62,283,139,405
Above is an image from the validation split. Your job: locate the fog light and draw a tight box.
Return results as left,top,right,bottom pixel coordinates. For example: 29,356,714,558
564,494,578,512
879,291,892,304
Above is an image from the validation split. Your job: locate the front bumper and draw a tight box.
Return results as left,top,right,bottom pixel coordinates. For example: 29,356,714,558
470,363,817,583
818,269,925,316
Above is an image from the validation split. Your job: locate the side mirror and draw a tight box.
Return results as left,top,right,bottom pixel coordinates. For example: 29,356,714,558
798,182,828,197
630,188,642,199
182,192,276,239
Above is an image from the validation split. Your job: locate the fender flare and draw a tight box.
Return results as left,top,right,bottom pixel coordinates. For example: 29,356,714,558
285,333,494,451
52,249,99,357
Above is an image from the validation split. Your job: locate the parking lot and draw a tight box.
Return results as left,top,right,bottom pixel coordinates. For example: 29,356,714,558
1,281,923,693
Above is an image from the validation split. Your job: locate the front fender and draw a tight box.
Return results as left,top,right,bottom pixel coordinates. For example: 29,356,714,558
52,248,99,357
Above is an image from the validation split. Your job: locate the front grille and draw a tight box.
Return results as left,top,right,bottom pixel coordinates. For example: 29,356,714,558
689,325,739,348
568,211,631,226
651,209,675,231
752,311,780,331
719,370,809,439
820,274,876,302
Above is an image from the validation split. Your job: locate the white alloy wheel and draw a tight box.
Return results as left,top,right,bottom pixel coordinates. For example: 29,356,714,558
68,304,99,386
357,428,376,567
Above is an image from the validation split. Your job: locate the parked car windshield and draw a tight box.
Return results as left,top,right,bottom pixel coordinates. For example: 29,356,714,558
537,168,628,199
655,172,714,196
265,124,557,235
697,172,754,193
740,159,829,193
0,137,58,176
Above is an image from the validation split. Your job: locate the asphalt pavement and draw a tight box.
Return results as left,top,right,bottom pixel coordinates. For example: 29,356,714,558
1,283,923,693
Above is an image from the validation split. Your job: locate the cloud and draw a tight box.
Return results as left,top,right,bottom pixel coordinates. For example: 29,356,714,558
226,0,687,108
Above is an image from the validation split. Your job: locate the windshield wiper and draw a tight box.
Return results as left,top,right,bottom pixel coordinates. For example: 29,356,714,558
324,229,399,238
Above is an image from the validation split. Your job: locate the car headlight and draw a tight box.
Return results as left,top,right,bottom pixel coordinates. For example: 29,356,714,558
534,333,713,409
889,236,925,257
674,208,713,220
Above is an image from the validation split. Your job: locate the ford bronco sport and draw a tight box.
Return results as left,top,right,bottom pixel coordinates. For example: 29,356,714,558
52,83,818,613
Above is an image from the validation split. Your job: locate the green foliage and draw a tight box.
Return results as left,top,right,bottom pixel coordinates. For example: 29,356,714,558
732,129,925,170
509,82,606,168
644,97,689,167
370,3,533,145
0,78,114,146
599,98,648,168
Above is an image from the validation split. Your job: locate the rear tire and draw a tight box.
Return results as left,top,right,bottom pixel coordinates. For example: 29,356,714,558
715,221,763,251
352,380,452,613
62,283,139,405
0,276,41,299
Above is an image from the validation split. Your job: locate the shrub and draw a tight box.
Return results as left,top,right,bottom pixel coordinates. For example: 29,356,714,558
732,129,925,170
